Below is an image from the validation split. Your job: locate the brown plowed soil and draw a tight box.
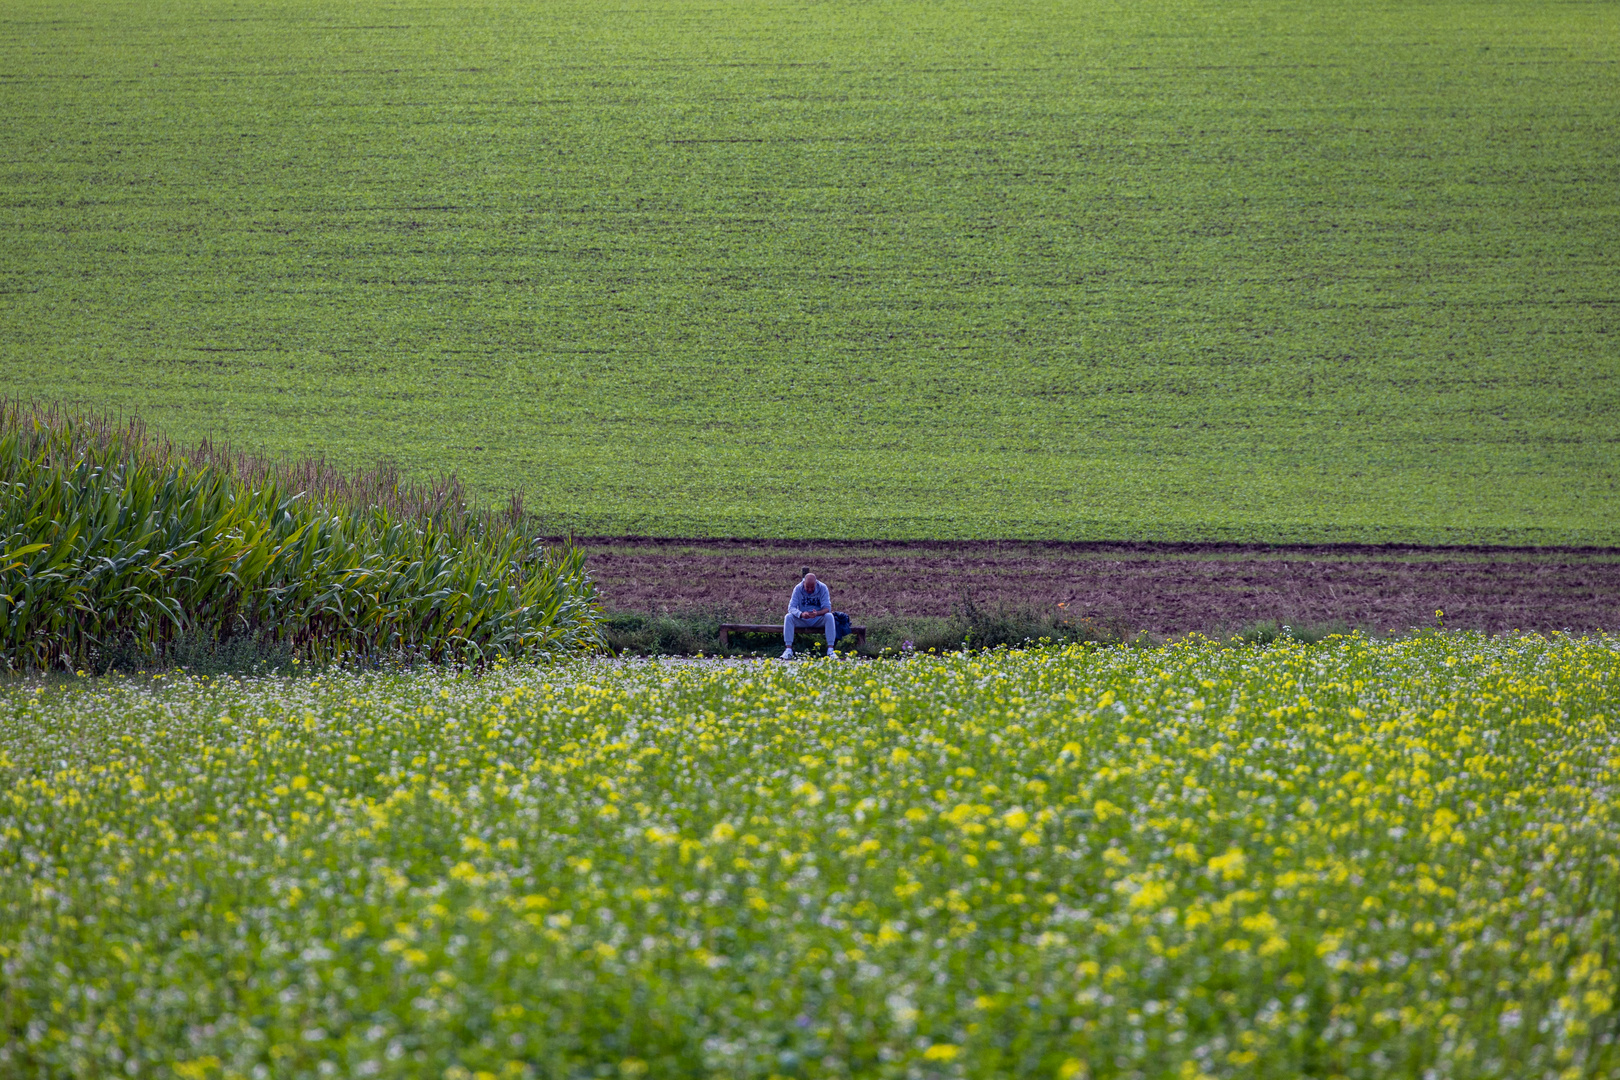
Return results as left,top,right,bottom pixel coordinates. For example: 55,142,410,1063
581,539,1620,635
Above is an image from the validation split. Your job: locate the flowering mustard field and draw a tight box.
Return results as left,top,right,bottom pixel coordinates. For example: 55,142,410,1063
3,635,1618,1079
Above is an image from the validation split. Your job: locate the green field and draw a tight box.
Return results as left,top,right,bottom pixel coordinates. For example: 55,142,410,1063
5,635,1619,1077
2,0,1617,542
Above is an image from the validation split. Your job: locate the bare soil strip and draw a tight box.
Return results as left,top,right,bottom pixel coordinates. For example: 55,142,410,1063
582,539,1620,636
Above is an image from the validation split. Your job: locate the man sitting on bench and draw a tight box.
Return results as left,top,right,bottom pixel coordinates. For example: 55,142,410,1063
782,569,836,660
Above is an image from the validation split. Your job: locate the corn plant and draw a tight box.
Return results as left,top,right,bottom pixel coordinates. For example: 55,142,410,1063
0,402,602,671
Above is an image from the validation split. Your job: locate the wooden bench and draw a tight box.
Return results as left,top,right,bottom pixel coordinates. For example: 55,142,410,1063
719,622,866,650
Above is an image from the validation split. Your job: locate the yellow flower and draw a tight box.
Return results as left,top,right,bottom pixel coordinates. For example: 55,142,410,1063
1258,935,1288,957
1240,911,1278,935
1129,879,1172,910
1207,848,1247,881
172,1058,222,1080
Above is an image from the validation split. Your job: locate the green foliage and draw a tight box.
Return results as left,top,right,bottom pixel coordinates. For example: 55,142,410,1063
1,1,1617,542
601,603,1126,657
95,628,300,678
3,634,1618,1076
603,607,1372,657
602,611,728,657
0,403,603,671
1227,619,1356,647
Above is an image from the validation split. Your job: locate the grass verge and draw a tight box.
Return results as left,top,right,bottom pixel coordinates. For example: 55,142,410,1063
601,605,1369,657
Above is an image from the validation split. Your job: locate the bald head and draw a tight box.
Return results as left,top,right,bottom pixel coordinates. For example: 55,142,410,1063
803,573,819,591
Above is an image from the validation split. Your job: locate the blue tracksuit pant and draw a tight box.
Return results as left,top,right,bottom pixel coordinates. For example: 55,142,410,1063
784,613,836,651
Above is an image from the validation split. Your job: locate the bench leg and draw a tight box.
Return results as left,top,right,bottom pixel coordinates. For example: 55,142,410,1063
856,629,866,649
719,628,729,648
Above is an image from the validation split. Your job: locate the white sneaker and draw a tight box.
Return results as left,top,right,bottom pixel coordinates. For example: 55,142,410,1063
780,648,794,660
824,649,840,661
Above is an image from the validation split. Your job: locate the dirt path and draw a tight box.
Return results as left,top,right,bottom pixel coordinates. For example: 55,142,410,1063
581,539,1620,635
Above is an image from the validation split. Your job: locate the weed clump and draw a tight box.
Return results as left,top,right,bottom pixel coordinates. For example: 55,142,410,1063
1228,619,1355,646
